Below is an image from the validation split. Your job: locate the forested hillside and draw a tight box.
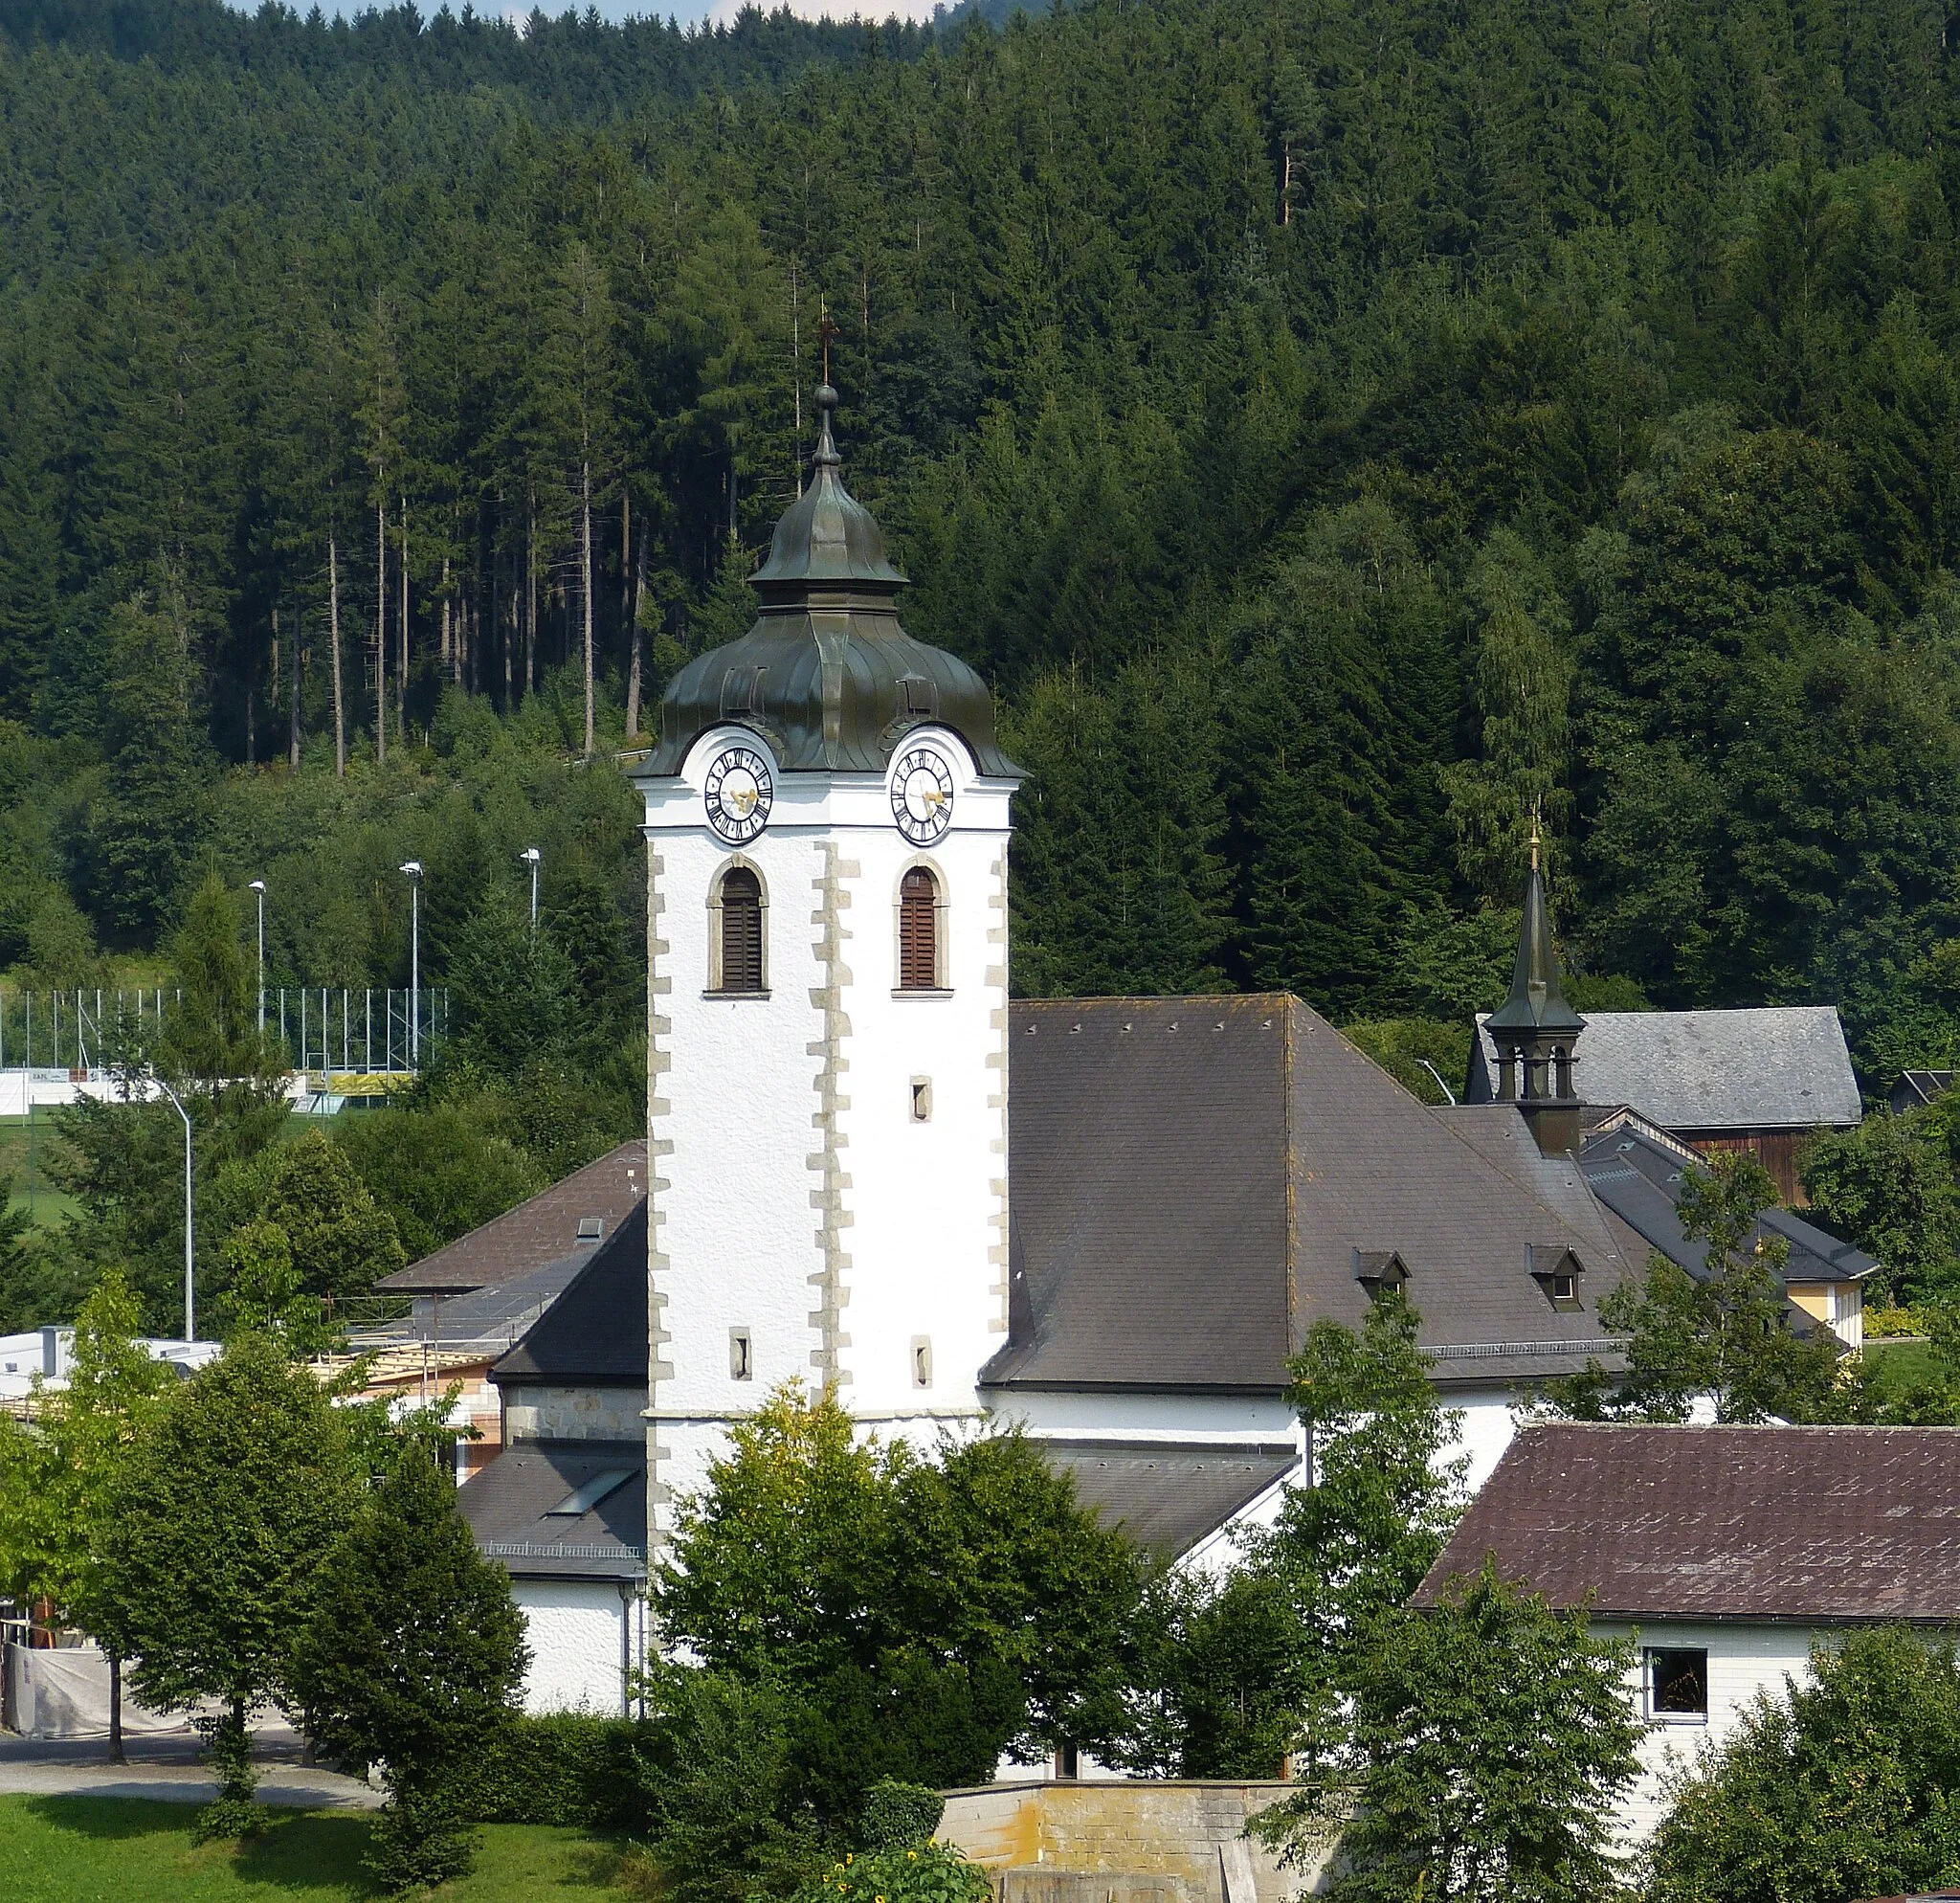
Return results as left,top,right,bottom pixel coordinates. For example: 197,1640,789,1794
6,0,1960,1087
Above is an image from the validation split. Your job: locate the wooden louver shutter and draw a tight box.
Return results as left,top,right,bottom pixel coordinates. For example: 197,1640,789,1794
899,868,938,991
720,867,764,992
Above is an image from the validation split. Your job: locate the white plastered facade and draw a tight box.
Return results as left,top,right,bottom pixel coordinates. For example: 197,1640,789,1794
511,1578,650,1715
1595,1618,1820,1844
639,723,1016,1548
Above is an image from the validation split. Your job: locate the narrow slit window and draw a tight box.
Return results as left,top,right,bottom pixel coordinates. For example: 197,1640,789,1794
911,1336,933,1389
717,866,765,994
900,867,939,991
729,1328,753,1381
911,1078,932,1123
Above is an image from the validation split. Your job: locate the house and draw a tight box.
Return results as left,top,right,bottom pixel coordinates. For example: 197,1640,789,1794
458,1204,650,1713
347,1139,645,1477
1577,1113,1875,1347
1468,1006,1862,1203
1891,1069,1956,1114
1413,1423,1960,1841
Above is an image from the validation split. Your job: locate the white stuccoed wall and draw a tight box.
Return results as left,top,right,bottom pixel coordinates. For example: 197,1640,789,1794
641,725,1015,1546
511,1578,647,1714
1594,1619,1817,1843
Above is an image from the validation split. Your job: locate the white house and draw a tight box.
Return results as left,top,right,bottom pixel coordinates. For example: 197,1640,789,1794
1413,1423,1960,1842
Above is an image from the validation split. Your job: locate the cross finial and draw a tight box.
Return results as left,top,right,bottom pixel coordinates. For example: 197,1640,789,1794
1529,799,1542,874
817,301,840,388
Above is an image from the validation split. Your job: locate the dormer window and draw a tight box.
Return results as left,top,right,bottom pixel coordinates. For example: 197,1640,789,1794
1353,1249,1412,1298
1530,1245,1585,1310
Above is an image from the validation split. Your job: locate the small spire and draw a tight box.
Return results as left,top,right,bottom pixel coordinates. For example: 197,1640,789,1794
813,382,841,470
1529,799,1542,874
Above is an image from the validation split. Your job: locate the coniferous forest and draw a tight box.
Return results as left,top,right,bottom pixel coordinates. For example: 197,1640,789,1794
7,0,1960,1088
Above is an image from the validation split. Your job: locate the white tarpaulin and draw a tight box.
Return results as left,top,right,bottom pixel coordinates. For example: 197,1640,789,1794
4,1642,189,1738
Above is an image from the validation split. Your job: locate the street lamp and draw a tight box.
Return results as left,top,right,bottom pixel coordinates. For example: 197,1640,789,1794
520,847,541,932
400,861,422,1065
152,1073,195,1341
248,880,266,1036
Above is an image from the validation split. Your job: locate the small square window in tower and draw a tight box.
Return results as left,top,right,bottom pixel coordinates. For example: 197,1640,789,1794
899,867,940,991
716,867,765,994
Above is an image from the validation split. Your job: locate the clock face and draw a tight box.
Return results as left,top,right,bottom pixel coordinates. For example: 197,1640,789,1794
892,746,955,844
703,746,773,844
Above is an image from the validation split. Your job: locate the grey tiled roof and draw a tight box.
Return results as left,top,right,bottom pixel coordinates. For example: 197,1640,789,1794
490,1202,649,1386
1468,1008,1861,1131
1580,1123,1879,1287
375,1139,646,1294
1414,1423,1960,1621
461,1438,646,1578
1046,1440,1297,1556
984,996,1640,1397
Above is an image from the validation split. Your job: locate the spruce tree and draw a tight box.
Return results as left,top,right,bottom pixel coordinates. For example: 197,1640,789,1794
295,1435,530,1892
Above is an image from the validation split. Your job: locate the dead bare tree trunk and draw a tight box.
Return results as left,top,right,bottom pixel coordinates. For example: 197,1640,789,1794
525,485,538,695
289,616,302,769
626,540,644,743
398,496,410,747
374,496,388,766
329,532,345,778
582,450,595,758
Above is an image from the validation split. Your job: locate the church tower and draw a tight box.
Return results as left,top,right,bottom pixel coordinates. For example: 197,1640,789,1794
632,387,1019,1546
1484,833,1586,1156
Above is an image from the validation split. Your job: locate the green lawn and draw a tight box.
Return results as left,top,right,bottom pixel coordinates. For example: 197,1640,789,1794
1865,1336,1937,1390
0,1796,638,1902
0,1115,78,1232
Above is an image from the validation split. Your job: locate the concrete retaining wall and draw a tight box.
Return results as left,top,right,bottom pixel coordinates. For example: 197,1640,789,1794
938,1781,1322,1903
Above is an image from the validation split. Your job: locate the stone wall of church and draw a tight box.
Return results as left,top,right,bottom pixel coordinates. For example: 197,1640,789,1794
502,1384,649,1444
938,1780,1322,1903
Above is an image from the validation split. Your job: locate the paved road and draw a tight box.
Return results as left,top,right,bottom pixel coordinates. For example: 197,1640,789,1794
0,1725,380,1808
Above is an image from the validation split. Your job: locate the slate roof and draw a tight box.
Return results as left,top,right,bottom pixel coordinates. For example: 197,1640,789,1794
985,996,1639,1397
375,1140,646,1295
490,1201,649,1386
459,1438,646,1578
1046,1440,1297,1556
1414,1424,1960,1622
1467,1007,1861,1132
1580,1122,1879,1287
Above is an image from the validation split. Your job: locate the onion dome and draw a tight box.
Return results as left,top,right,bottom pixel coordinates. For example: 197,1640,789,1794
644,385,1015,778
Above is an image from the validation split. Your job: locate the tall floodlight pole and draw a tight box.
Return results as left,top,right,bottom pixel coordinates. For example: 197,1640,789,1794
153,1074,195,1341
400,861,423,1065
520,847,541,934
249,880,267,1035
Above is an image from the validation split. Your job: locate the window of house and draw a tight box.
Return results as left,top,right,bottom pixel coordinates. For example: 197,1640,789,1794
1646,1648,1709,1721
899,866,940,991
714,865,766,994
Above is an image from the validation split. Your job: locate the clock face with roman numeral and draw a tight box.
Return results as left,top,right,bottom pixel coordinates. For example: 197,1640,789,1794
703,747,773,844
892,746,954,844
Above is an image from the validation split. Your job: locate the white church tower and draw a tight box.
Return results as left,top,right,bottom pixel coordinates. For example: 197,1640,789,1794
632,385,1020,1547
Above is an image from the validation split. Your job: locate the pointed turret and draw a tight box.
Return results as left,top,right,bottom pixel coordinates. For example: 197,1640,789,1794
1485,828,1586,1155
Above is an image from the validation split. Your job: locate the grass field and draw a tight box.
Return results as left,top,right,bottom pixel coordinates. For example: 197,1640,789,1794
0,1115,78,1232
0,1796,638,1902
1864,1335,1937,1389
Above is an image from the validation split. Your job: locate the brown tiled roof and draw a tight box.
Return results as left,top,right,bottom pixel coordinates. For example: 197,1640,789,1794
1414,1424,1960,1622
374,1139,646,1294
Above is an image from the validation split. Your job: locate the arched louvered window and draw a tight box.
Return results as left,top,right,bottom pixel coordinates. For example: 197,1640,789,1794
899,867,940,991
716,865,765,994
